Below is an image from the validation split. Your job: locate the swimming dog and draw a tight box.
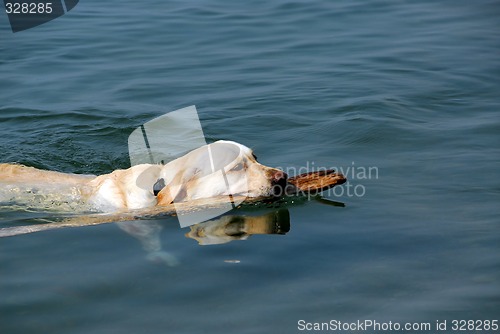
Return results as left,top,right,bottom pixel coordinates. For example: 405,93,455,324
0,140,287,213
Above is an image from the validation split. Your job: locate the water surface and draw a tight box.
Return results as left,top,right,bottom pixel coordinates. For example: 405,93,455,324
1,1,499,333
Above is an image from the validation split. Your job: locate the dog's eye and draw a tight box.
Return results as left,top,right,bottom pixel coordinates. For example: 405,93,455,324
252,153,258,161
232,163,245,171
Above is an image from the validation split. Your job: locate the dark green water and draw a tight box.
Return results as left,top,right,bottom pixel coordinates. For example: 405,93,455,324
1,1,499,333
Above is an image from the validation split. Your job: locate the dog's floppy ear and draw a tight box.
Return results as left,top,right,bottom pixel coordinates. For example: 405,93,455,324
155,179,187,206
153,178,166,196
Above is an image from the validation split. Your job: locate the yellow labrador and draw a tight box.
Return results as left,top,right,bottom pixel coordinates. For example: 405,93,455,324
0,140,287,213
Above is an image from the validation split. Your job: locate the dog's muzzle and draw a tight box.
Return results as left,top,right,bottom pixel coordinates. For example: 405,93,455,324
270,170,288,196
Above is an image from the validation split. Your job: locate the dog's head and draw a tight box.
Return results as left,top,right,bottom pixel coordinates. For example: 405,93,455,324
155,140,287,205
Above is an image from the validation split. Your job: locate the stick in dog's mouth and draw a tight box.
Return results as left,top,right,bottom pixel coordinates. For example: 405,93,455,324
272,169,346,197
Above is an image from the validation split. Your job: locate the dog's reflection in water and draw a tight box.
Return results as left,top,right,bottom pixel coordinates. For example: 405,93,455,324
187,209,290,245
117,209,290,266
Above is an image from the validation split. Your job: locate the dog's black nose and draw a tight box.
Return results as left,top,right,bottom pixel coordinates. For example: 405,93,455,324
270,170,288,196
270,170,288,184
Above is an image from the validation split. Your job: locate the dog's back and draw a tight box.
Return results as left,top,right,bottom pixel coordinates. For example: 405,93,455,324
0,163,95,184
